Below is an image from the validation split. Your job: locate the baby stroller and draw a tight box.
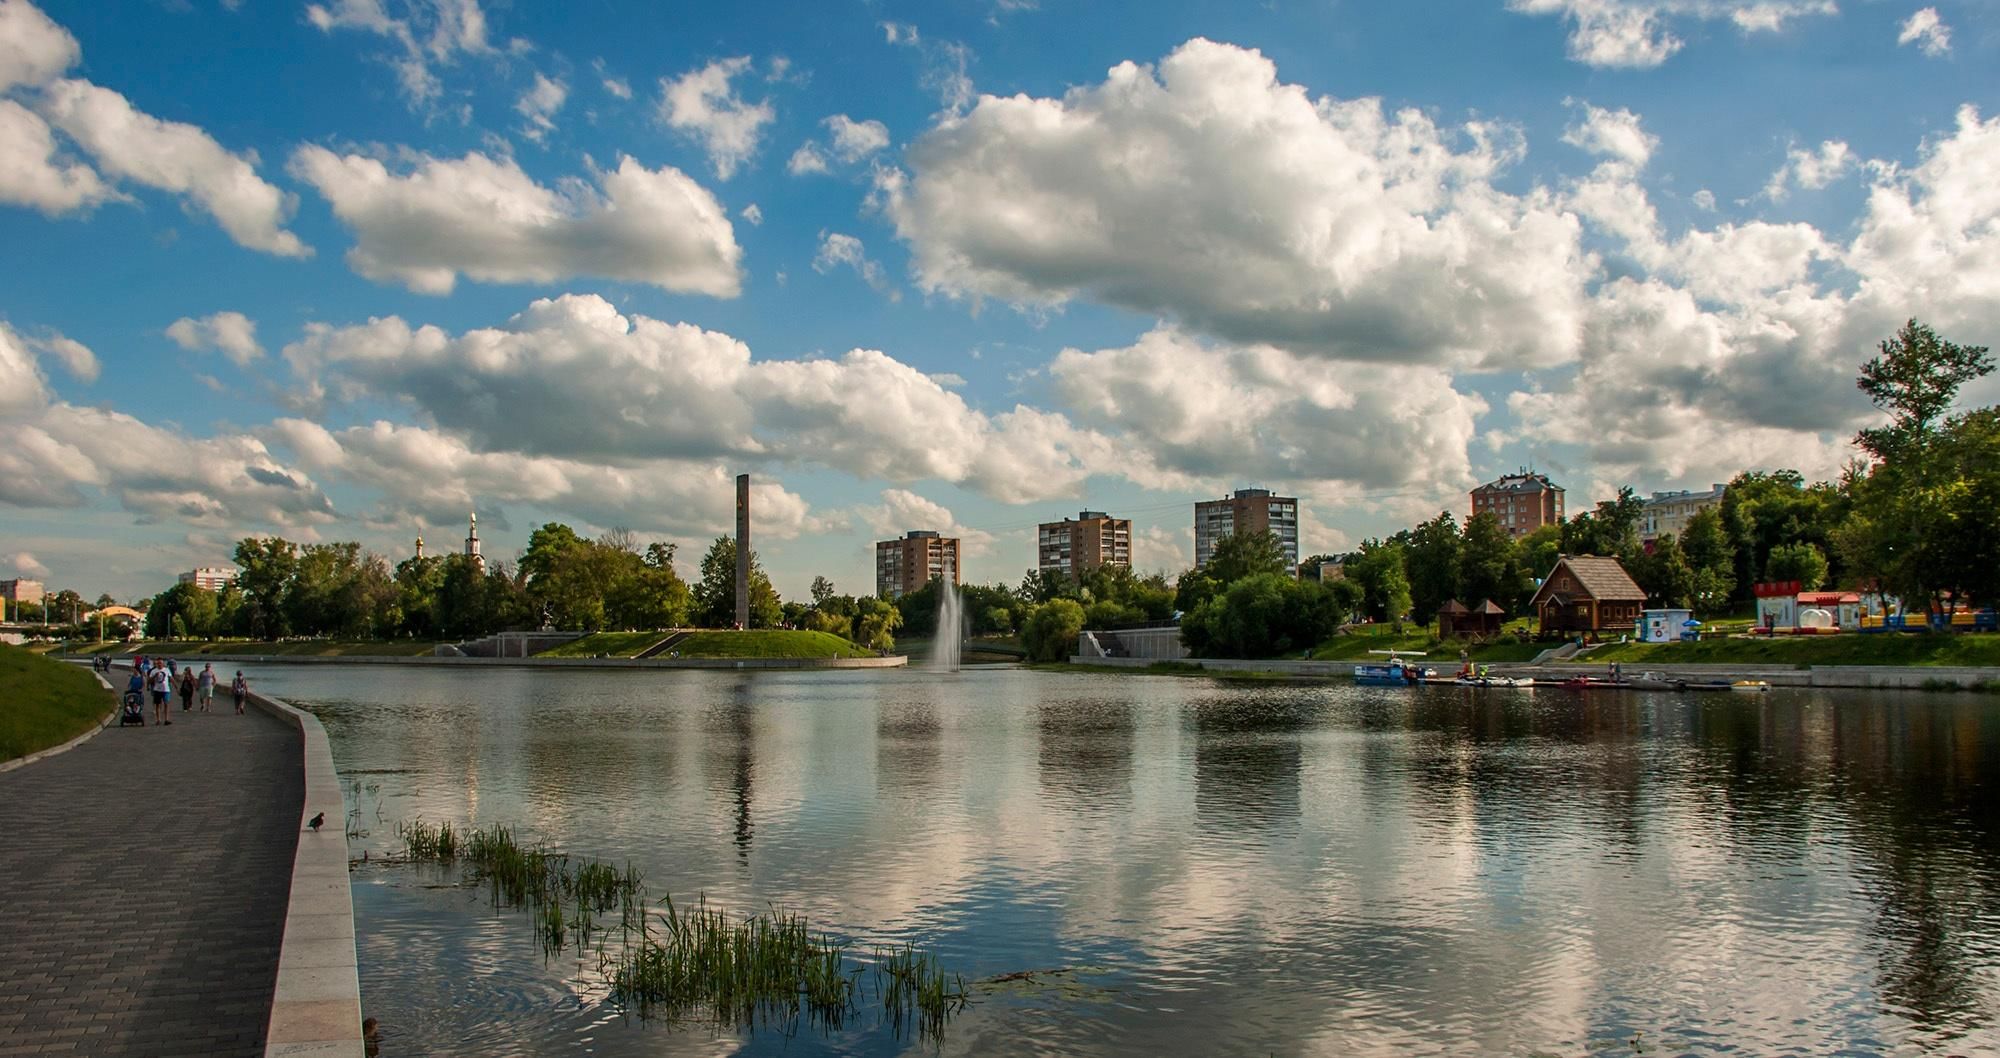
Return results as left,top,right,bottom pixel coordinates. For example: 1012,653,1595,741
120,690,146,727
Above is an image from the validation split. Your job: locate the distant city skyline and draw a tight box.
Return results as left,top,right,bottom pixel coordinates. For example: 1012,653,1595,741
1,0,1994,601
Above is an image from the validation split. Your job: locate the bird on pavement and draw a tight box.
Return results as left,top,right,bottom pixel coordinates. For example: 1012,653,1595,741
308,812,325,832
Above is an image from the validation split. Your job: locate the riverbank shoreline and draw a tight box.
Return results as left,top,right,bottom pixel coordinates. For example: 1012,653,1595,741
1067,654,2000,691
55,651,909,671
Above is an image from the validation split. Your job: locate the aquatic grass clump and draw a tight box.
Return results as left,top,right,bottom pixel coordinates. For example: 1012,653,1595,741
874,943,968,1040
397,819,459,861
611,894,861,1029
392,817,968,1039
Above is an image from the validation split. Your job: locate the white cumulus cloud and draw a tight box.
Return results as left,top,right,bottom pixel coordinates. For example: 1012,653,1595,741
167,311,263,366
825,114,890,162
659,56,774,180
813,231,896,300
279,293,1153,505
289,147,743,296
0,0,77,91
0,98,115,214
1507,0,1837,68
38,78,308,257
1897,7,1951,57
305,0,507,108
1763,139,1853,200
855,489,996,556
885,38,1591,370
514,73,567,142
1562,101,1657,167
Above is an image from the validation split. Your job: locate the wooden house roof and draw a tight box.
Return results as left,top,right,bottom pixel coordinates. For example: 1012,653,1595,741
1472,599,1506,615
1437,599,1469,614
1530,555,1646,608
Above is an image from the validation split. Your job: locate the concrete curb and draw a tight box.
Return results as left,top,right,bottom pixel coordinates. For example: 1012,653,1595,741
243,686,365,1058
0,665,118,774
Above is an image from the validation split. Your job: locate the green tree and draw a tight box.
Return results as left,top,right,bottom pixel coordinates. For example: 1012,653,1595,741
606,541,691,629
1021,599,1086,662
144,582,218,639
1179,574,1342,658
233,536,298,639
1635,534,1698,609
810,576,837,608
1345,540,1412,622
1766,541,1829,591
1404,511,1463,617
1562,487,1644,560
1203,529,1290,584
691,536,781,628
852,596,903,652
1456,512,1523,612
1855,319,1995,464
1515,523,1564,587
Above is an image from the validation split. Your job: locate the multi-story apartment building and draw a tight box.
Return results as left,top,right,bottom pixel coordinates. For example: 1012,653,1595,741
1640,485,1727,543
178,567,239,592
1470,471,1565,539
1194,488,1299,570
875,531,961,599
1,578,45,620
1037,511,1132,579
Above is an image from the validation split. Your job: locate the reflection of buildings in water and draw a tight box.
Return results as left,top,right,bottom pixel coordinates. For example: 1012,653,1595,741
875,702,942,797
702,682,757,864
1036,699,1136,809
1188,697,1304,828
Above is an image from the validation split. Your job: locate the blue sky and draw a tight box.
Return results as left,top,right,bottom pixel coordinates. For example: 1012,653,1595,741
1,0,1995,602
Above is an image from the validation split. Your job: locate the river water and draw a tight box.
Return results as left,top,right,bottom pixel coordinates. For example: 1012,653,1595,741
250,664,2000,1057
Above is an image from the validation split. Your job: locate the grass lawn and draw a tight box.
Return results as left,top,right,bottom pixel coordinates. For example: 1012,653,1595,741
1588,632,2000,668
536,631,668,658
659,630,875,659
1,643,115,761
1310,624,1544,663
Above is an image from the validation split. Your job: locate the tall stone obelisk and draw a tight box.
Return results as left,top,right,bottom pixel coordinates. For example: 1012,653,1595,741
734,473,750,630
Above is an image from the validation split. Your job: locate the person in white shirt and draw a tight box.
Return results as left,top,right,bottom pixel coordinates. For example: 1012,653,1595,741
148,664,174,725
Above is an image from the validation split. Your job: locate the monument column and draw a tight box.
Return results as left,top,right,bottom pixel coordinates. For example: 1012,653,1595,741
735,474,750,629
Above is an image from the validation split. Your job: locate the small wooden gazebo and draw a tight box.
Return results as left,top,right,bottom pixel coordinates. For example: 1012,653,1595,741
1436,599,1470,637
1467,599,1506,637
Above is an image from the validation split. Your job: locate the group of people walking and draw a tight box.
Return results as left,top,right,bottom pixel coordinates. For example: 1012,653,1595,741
117,655,248,726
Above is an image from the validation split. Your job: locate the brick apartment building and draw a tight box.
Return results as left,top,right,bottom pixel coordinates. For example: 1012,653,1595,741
1038,511,1132,579
875,531,961,599
1470,471,1565,539
1194,488,1299,570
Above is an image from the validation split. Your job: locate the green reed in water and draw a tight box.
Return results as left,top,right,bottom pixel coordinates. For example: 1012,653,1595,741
395,819,966,1039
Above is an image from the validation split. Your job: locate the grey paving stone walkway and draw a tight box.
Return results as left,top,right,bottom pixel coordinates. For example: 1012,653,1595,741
0,691,304,1057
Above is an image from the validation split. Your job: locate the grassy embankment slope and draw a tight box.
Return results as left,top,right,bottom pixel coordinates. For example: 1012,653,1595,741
535,632,668,658
1,643,115,761
542,630,876,659
1587,633,2000,668
51,640,441,657
1310,623,1545,663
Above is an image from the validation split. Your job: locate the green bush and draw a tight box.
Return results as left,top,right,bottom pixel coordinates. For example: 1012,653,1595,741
1022,600,1086,663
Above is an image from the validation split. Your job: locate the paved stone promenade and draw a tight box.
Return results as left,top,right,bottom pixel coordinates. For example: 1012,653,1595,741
0,693,304,1057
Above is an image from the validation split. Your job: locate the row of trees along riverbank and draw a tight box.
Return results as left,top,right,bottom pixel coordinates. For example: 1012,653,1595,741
1330,320,1997,628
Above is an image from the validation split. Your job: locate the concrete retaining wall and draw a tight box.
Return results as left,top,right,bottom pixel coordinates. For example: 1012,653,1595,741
245,688,364,1057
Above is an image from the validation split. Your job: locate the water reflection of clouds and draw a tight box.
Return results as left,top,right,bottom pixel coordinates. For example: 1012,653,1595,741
253,666,2000,1057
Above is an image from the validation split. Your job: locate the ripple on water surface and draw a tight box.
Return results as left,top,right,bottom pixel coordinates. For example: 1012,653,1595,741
247,665,2000,1057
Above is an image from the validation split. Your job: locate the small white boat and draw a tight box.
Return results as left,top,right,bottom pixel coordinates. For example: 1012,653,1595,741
1730,680,1772,693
